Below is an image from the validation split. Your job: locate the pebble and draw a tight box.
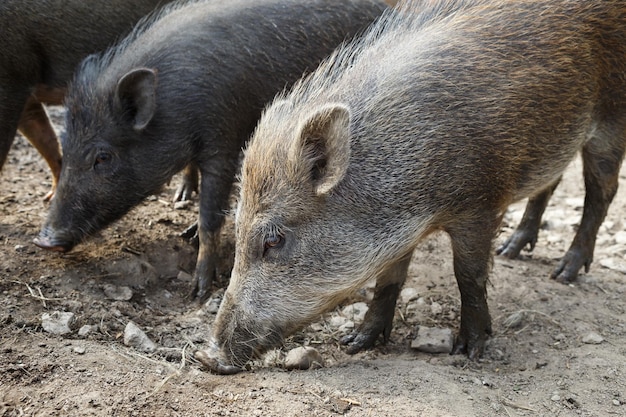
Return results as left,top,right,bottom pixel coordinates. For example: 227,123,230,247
78,324,97,337
613,399,621,406
551,394,561,402
400,287,419,304
599,258,626,274
174,200,191,210
177,270,193,282
614,231,626,245
284,346,324,370
338,320,355,333
430,301,443,315
581,332,604,344
123,321,157,353
41,311,75,335
203,291,223,314
341,302,368,322
103,284,133,301
502,311,525,329
410,326,454,354
329,315,347,328
73,346,86,354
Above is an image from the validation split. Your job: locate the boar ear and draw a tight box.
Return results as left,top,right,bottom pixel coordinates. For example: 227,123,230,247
115,68,157,131
292,104,351,196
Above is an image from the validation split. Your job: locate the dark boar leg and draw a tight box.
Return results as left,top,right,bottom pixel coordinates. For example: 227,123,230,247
18,95,63,201
0,87,28,174
341,252,412,353
192,162,236,301
448,219,495,360
551,129,626,283
496,179,560,258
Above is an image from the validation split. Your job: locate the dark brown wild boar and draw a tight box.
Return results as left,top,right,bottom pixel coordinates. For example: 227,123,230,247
198,0,626,374
33,0,388,301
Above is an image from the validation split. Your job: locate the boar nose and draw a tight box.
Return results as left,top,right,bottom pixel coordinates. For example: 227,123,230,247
194,344,243,375
33,226,75,252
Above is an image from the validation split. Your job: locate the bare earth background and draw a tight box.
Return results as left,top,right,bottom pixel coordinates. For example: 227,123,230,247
1,107,625,416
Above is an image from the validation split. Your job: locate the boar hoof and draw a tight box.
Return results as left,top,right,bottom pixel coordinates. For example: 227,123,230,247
340,331,380,354
550,249,590,283
496,229,537,258
451,333,485,361
194,350,242,375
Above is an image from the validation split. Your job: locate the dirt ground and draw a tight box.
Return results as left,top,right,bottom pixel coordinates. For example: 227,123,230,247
1,106,625,417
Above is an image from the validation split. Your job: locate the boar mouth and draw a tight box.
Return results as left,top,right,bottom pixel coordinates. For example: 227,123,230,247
33,227,77,252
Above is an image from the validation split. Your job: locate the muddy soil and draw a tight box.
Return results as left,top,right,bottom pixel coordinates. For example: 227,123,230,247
1,107,625,417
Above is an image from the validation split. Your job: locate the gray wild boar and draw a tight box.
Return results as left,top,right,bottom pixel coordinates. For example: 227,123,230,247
198,0,626,374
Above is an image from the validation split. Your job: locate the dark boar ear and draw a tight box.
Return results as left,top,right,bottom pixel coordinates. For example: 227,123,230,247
291,104,351,196
115,68,157,131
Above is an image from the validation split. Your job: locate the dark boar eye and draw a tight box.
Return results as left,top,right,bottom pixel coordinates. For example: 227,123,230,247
263,233,284,255
94,151,111,167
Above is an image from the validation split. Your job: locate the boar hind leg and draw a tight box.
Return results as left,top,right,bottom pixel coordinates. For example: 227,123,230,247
448,219,496,360
18,96,62,201
497,179,560,258
173,163,199,202
551,126,626,283
341,252,412,354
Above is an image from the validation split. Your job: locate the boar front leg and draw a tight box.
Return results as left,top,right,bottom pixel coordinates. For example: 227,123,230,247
341,252,412,354
191,163,236,301
448,219,497,360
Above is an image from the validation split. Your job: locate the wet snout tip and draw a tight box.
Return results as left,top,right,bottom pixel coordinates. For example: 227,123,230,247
194,349,243,375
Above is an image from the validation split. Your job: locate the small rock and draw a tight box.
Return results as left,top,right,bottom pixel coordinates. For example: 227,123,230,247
42,311,75,335
124,321,157,353
410,326,454,354
552,333,566,341
503,311,525,329
614,231,626,245
78,324,97,337
341,302,368,322
551,394,561,402
430,301,443,315
329,315,347,328
73,346,86,354
599,258,626,274
613,399,621,406
203,290,223,314
14,244,26,252
103,284,133,301
338,320,355,333
177,270,193,282
400,287,419,304
581,332,604,344
284,346,324,370
174,200,191,210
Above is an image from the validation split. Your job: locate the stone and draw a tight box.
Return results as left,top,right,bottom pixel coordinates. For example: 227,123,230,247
400,287,419,304
103,284,133,301
284,346,324,370
123,321,157,353
41,311,75,335
581,332,604,344
341,302,368,322
411,326,454,354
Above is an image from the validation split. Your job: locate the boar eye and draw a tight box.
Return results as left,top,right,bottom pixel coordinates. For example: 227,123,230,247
263,233,284,255
94,151,111,168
